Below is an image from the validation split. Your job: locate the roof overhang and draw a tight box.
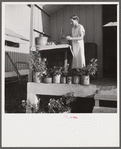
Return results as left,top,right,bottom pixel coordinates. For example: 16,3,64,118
5,28,29,41
103,22,117,27
39,4,66,15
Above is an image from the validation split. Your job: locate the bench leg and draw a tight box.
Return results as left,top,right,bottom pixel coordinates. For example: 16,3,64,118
95,100,99,107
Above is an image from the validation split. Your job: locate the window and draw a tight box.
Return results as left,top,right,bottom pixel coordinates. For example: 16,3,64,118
5,40,19,48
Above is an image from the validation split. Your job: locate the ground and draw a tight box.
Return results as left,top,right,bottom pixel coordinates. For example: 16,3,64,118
5,76,27,113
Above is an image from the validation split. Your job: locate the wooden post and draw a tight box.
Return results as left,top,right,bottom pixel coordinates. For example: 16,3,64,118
95,100,100,107
28,4,34,82
64,50,68,67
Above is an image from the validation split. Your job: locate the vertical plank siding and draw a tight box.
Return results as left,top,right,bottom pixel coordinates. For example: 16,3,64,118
42,11,51,36
57,9,64,42
78,5,86,31
94,5,103,78
34,6,51,37
71,5,78,17
63,6,71,36
5,51,29,71
86,5,95,42
50,13,57,41
5,46,29,72
5,51,29,72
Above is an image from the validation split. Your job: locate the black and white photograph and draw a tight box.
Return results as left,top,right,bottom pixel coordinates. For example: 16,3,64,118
2,1,119,147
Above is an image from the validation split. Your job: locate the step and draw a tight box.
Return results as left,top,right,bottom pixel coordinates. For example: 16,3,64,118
93,106,117,113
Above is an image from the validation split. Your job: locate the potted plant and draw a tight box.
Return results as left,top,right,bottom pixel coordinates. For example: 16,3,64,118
72,68,82,84
80,58,98,85
47,92,76,113
29,51,47,83
66,70,73,84
60,64,69,84
43,68,53,83
52,66,62,83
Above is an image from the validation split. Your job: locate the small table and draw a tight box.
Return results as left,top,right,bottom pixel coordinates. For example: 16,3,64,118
36,44,74,66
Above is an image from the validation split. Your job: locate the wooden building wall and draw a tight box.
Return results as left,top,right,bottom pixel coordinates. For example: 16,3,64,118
5,38,29,72
5,50,29,72
50,5,103,78
32,5,103,78
33,5,51,41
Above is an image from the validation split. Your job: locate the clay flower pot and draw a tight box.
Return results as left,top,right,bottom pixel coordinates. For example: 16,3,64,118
81,75,90,85
60,76,66,84
73,76,80,84
43,77,52,83
35,36,48,46
67,76,72,84
33,72,43,83
53,75,61,83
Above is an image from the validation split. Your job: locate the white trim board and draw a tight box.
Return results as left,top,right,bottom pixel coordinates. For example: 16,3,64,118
5,69,29,78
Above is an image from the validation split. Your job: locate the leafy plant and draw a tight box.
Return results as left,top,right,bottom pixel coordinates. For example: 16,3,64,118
80,58,98,77
48,92,76,113
53,66,63,76
29,51,47,76
23,92,76,113
71,58,98,77
22,99,40,113
61,64,69,77
43,68,53,78
71,68,82,76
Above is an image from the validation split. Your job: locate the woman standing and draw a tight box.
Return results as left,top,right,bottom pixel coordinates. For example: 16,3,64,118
66,15,86,69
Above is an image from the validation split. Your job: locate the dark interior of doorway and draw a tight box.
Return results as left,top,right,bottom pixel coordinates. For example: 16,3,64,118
103,5,117,78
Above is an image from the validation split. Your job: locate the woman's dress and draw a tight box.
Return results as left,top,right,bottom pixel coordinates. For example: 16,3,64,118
71,24,86,69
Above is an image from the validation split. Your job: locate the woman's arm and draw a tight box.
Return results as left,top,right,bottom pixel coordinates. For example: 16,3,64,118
66,34,84,41
67,36,84,40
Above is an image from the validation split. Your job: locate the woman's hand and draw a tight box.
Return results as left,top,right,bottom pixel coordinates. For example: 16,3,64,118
66,36,72,40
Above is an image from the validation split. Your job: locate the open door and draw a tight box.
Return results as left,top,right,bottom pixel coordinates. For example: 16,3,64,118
103,5,117,78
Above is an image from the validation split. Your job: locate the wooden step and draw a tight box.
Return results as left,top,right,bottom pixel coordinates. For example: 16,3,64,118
94,88,117,107
94,88,117,101
93,106,117,113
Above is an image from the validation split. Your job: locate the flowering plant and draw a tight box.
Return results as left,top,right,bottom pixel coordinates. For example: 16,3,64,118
71,68,82,76
29,51,47,76
43,68,53,78
80,58,98,76
23,92,76,113
53,66,62,76
71,58,98,77
48,92,75,113
61,64,69,77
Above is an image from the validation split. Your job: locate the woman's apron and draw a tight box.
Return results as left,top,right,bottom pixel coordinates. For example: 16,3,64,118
71,24,86,69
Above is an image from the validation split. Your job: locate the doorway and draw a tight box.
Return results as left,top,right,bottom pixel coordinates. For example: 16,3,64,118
103,5,117,78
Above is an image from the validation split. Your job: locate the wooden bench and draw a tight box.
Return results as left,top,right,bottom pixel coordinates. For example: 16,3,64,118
93,88,117,113
26,82,117,113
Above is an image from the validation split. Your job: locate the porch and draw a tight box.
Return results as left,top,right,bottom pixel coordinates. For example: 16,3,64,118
27,78,117,113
